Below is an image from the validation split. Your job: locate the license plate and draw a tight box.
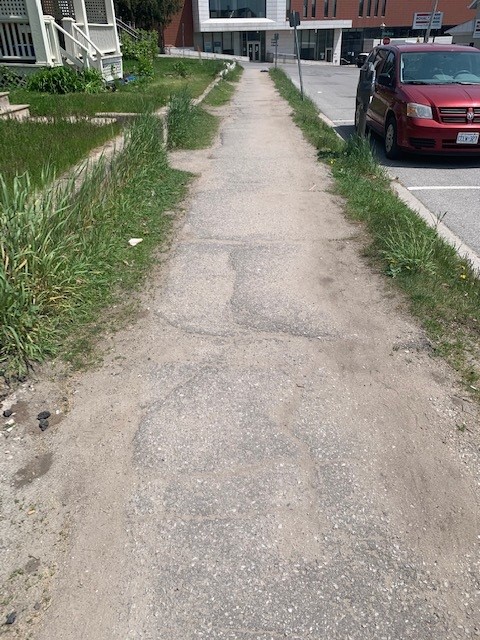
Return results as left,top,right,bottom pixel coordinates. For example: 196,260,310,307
456,132,479,144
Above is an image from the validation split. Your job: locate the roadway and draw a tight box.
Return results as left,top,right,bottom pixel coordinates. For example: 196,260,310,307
279,63,480,256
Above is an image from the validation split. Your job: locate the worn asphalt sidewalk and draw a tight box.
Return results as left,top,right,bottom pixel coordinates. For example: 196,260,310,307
28,67,480,639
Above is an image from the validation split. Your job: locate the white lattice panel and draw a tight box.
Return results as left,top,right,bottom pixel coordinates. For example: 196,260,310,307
0,0,27,20
85,0,107,24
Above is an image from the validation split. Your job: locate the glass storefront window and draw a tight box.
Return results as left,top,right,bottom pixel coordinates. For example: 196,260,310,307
209,0,266,18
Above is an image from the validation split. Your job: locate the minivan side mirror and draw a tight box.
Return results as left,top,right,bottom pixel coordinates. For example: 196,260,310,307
377,73,393,87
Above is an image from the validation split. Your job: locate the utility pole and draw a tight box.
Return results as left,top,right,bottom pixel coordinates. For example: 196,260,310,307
424,0,439,43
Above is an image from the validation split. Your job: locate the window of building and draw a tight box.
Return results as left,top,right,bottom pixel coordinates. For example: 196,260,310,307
381,0,387,16
374,0,379,16
333,0,337,16
366,0,371,17
324,0,329,16
209,0,266,18
358,0,364,17
303,0,308,18
203,33,213,53
312,0,316,18
223,32,233,53
286,0,291,19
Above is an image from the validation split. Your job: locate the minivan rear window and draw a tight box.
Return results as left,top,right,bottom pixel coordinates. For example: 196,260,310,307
400,51,480,85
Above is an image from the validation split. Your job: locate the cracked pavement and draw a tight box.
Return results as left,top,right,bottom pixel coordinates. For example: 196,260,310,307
6,67,480,639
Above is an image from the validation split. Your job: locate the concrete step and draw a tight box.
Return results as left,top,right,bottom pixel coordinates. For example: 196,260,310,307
0,104,30,121
0,92,10,110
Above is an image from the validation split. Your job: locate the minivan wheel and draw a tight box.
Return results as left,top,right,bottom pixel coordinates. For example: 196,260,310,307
384,117,401,159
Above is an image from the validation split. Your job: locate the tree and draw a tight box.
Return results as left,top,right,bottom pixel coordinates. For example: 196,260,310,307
115,0,183,51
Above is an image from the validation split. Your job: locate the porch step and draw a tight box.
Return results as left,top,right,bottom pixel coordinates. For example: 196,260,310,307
0,103,30,121
0,92,11,110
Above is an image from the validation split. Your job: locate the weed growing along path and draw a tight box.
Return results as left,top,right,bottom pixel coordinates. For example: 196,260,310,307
0,115,190,377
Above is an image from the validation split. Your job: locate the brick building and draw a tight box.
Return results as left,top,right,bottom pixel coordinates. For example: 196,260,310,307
163,0,474,62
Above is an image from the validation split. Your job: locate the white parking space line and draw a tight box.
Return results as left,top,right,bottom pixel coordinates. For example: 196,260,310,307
408,186,480,191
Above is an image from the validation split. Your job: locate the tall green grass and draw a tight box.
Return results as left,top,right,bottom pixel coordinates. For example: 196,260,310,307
167,88,219,149
0,119,120,191
0,115,190,376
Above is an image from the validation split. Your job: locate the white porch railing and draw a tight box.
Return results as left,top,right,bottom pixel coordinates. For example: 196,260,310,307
43,14,102,71
0,19,35,61
115,18,139,40
0,1,123,79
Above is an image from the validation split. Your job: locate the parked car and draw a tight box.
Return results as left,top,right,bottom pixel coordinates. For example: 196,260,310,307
355,43,480,158
356,52,369,68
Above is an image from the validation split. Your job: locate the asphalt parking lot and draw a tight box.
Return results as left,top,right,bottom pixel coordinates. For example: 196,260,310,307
279,63,480,256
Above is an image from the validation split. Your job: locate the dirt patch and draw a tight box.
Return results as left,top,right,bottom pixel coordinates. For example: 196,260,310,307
14,453,53,489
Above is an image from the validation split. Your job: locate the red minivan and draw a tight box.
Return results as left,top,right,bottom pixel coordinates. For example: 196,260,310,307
355,43,480,158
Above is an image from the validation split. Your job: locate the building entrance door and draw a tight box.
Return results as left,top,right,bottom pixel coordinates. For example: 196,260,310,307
248,41,260,61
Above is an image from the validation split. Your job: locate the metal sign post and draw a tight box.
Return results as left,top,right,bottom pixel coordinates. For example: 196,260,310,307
290,12,304,100
424,0,440,42
271,32,279,68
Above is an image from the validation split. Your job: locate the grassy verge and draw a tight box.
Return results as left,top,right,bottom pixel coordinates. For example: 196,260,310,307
0,61,237,377
203,62,244,107
9,58,225,117
270,68,480,396
167,88,220,150
0,119,120,190
0,115,190,377
203,79,237,107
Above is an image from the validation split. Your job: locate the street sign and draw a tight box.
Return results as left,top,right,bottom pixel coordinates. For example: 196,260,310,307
289,11,300,27
474,19,480,38
412,11,443,30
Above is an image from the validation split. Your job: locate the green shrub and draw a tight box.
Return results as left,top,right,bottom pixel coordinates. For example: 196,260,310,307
136,55,154,79
26,66,105,95
173,61,189,78
82,68,106,93
120,30,158,62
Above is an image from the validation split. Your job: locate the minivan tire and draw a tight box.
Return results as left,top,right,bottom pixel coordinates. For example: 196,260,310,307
384,117,401,159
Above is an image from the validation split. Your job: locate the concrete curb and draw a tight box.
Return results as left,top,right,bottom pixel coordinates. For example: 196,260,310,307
318,111,480,274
